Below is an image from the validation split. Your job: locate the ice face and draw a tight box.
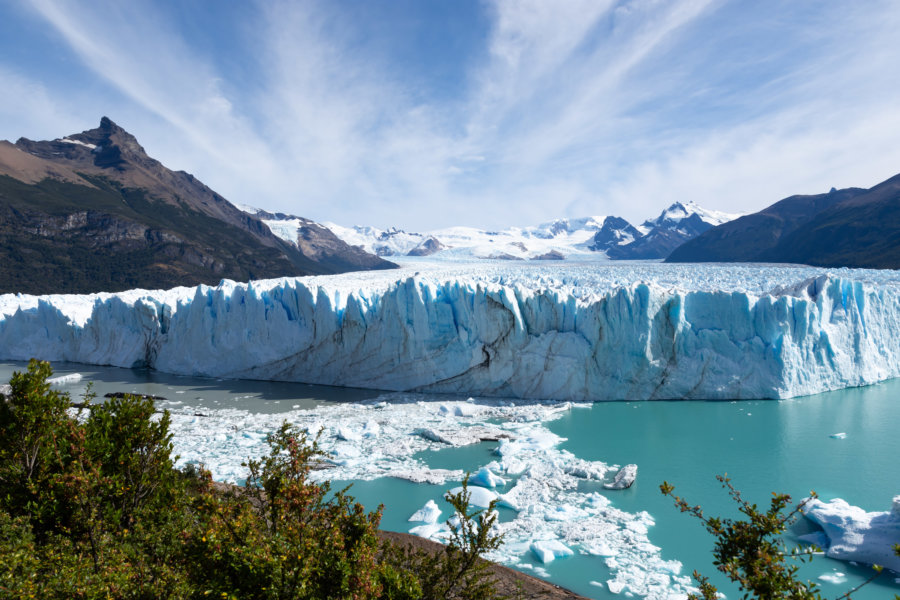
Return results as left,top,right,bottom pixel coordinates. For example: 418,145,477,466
802,497,900,573
159,395,695,599
3,262,900,401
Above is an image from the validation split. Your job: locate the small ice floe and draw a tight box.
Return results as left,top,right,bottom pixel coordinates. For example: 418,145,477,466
830,432,847,439
446,485,497,509
440,401,480,417
607,579,627,594
604,464,638,489
543,504,588,522
802,495,900,572
409,522,449,540
530,540,573,563
408,500,441,524
336,426,361,441
47,373,83,385
470,466,506,488
818,571,847,584
362,419,380,438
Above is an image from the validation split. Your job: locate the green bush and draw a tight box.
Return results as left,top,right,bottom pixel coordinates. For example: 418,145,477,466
0,360,506,599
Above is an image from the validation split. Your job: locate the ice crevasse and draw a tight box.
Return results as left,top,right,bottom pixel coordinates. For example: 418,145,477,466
1,266,899,401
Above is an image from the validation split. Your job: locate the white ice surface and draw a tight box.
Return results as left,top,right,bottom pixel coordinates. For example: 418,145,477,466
531,540,574,563
408,500,441,524
4,262,900,401
160,395,694,599
802,497,900,573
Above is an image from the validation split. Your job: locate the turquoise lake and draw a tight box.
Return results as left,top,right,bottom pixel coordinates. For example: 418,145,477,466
2,361,898,599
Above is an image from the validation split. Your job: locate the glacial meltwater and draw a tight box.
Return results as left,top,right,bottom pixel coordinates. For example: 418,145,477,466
2,360,898,599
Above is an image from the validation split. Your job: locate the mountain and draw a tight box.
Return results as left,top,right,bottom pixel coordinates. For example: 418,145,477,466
306,204,738,262
666,174,900,268
304,217,611,261
600,202,741,259
0,118,394,294
238,208,396,272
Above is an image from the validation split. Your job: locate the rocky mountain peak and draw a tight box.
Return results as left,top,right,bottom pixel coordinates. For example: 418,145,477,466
15,117,152,171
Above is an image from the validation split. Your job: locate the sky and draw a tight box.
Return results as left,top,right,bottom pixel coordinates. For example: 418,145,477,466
1,0,900,231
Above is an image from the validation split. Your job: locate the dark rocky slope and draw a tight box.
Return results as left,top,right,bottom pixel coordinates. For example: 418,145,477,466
0,118,394,294
667,173,900,268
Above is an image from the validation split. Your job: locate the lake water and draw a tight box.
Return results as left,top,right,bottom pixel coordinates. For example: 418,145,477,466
2,360,898,599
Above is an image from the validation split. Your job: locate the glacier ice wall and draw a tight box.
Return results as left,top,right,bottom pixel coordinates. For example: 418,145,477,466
2,265,900,400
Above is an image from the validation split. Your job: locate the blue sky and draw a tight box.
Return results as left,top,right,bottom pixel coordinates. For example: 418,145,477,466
2,0,900,230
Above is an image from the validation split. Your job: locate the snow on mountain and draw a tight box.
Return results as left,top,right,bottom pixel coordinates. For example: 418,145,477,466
602,202,744,260
290,203,738,261
2,262,899,401
315,217,610,261
642,201,738,230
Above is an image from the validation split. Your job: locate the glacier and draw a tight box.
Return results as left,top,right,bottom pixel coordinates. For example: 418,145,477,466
2,261,900,400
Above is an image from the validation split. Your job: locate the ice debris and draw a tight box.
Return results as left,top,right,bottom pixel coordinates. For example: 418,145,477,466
408,500,441,524
802,496,900,573
3,264,900,400
47,373,83,385
604,464,638,490
161,395,695,599
829,432,847,439
530,540,574,563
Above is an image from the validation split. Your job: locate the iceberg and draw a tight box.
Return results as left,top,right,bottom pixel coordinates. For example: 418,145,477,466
530,540,574,563
408,500,441,524
3,262,899,400
802,496,900,573
604,464,638,490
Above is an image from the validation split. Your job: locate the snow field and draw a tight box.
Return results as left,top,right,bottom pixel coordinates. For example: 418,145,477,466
3,262,900,400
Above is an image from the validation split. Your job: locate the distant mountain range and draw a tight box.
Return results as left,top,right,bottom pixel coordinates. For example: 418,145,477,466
668,171,900,269
248,201,740,262
0,118,393,294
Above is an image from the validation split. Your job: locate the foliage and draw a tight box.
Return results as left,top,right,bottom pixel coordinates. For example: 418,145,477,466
0,360,507,599
661,474,897,600
384,477,505,600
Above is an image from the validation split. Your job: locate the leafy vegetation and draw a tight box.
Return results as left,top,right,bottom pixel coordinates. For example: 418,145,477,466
0,360,505,599
661,475,900,600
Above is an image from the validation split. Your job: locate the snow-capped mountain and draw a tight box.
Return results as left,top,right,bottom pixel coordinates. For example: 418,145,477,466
601,201,743,260
322,217,611,260
247,202,740,262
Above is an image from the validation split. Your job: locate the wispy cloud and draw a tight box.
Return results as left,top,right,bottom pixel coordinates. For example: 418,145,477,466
5,0,900,229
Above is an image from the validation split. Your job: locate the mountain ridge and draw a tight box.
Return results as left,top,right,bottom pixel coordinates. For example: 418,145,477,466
262,202,741,261
667,172,900,268
0,118,394,295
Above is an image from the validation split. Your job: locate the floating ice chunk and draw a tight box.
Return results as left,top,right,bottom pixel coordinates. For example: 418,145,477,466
447,486,497,509
409,500,442,524
829,432,847,439
362,419,380,438
440,401,480,417
607,579,626,594
390,468,464,485
336,426,361,441
471,466,506,488
802,496,900,572
47,373,83,385
544,504,588,521
409,522,449,540
530,540,573,563
818,571,847,584
418,428,453,444
604,464,638,489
